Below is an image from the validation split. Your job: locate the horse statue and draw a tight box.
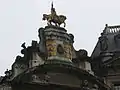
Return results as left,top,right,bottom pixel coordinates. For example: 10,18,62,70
42,14,67,27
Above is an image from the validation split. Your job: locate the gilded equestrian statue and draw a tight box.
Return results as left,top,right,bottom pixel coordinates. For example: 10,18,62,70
42,2,67,27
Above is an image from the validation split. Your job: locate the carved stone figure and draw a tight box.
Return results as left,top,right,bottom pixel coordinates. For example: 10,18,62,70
91,84,99,90
81,80,90,90
99,36,108,51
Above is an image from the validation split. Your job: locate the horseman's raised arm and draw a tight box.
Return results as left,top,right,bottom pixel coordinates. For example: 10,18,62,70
51,2,57,15
51,2,53,10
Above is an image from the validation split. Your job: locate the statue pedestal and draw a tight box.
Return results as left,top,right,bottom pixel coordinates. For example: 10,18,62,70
39,26,74,64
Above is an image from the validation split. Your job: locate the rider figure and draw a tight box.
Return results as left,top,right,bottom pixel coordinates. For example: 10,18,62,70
50,2,57,21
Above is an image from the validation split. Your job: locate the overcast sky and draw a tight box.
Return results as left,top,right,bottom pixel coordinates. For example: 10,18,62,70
0,0,120,75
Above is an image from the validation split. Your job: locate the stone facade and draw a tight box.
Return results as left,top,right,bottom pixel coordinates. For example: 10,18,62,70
0,25,109,90
0,4,113,90
91,24,120,90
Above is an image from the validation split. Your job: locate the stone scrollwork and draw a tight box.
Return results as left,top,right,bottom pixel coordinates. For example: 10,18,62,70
68,33,74,43
32,74,50,84
77,49,88,58
38,28,46,54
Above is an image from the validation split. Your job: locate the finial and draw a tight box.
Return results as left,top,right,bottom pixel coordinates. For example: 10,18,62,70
105,24,108,27
102,24,108,35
